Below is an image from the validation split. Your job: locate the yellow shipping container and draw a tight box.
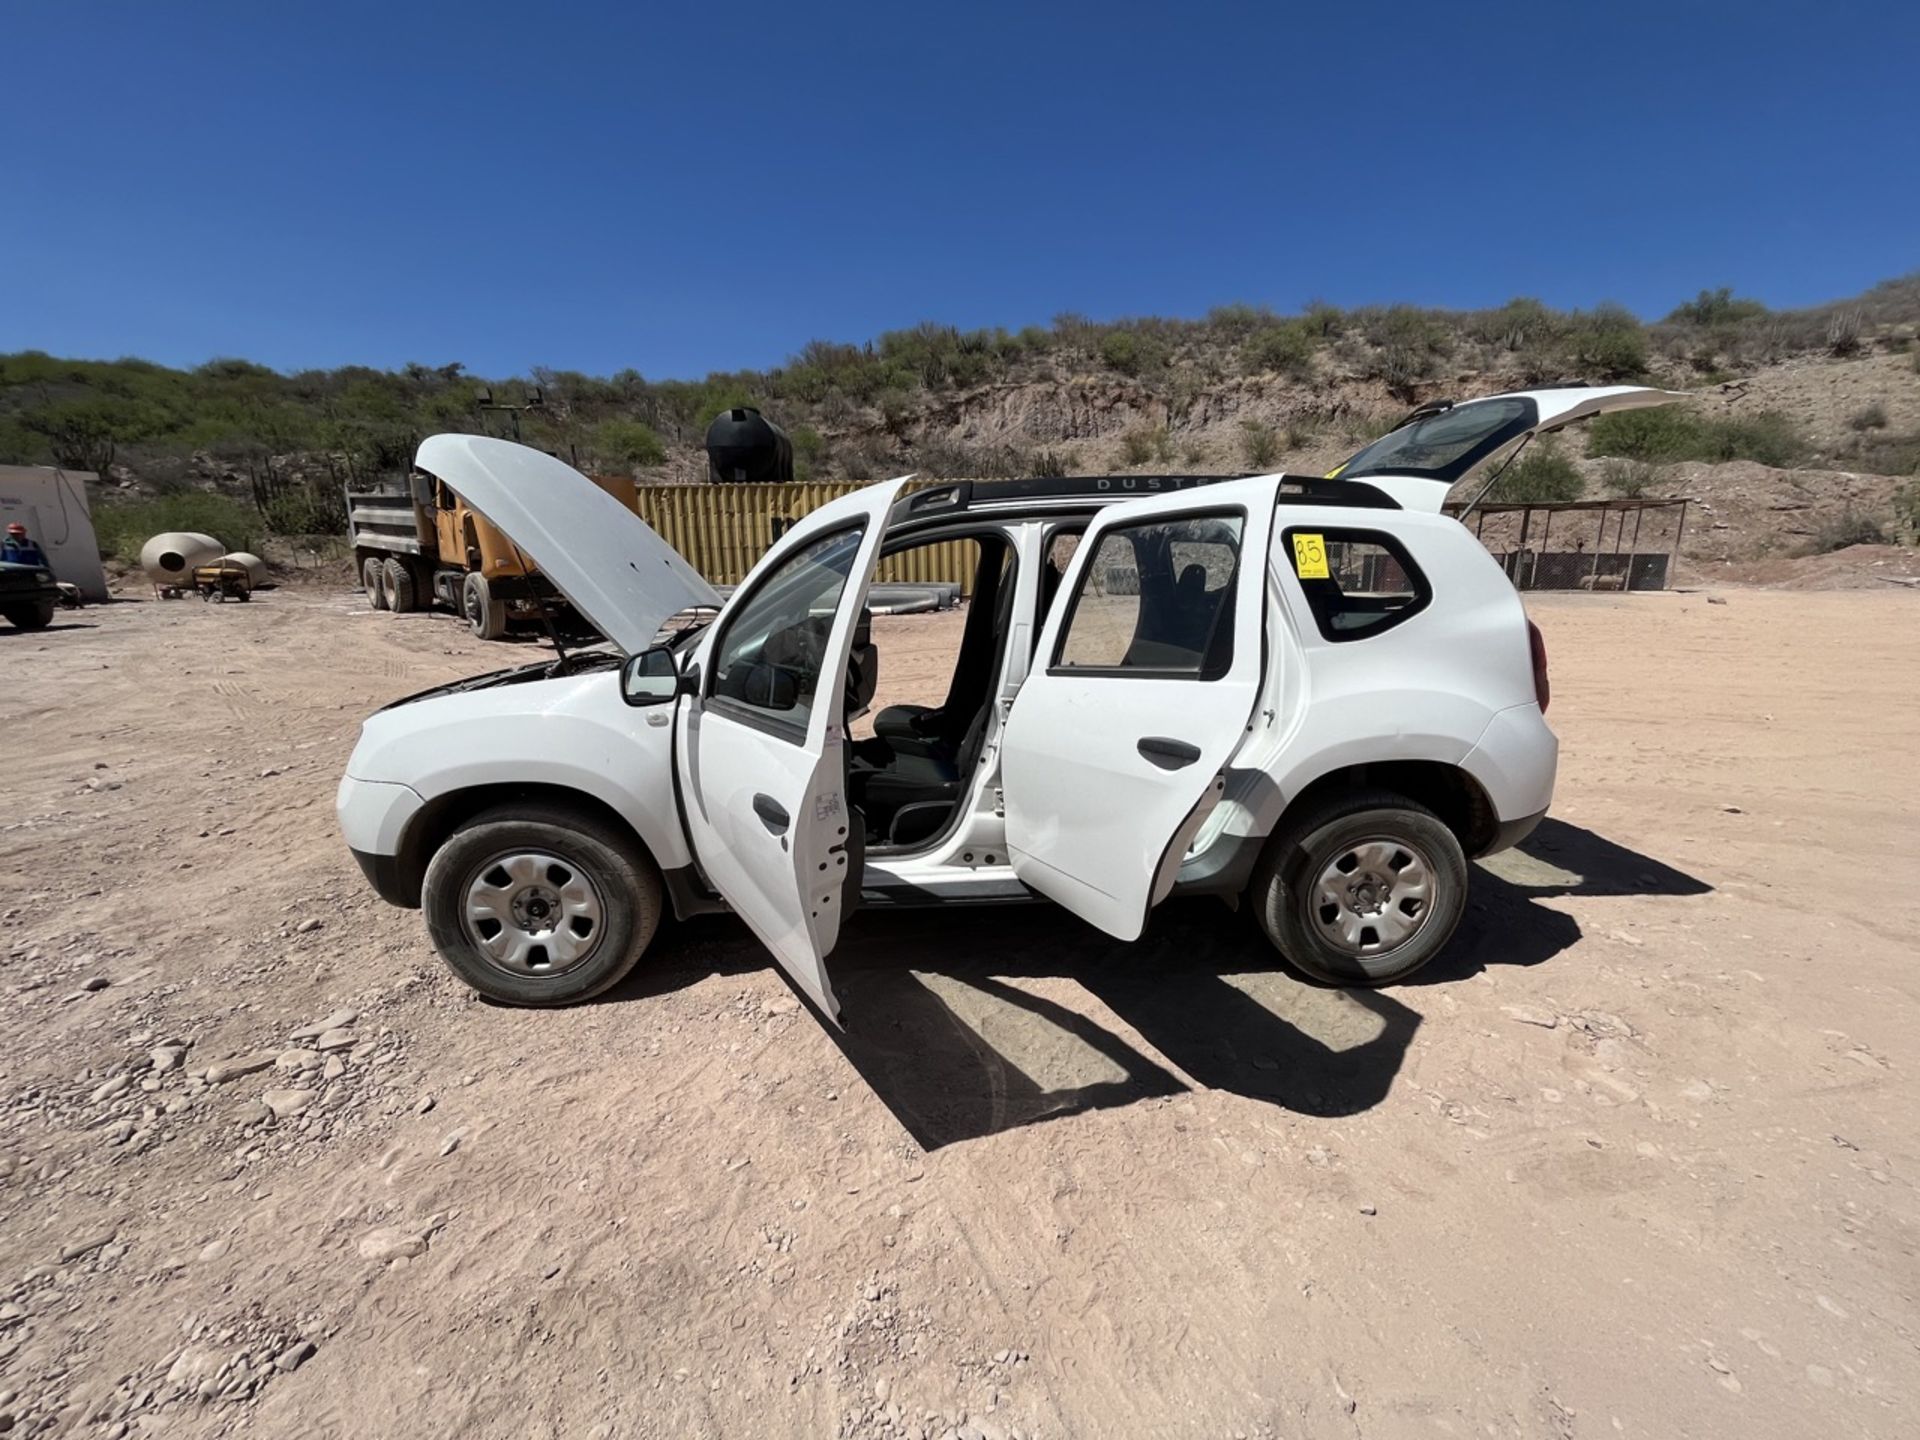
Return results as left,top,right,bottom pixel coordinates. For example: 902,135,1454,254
630,482,976,595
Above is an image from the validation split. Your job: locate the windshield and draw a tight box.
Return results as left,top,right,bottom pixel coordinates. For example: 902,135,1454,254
1335,396,1537,483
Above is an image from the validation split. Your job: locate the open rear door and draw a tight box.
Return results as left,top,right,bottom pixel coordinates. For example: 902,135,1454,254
676,480,907,1024
999,476,1283,940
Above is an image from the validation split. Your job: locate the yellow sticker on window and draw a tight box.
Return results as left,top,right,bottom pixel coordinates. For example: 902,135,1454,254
1292,533,1330,580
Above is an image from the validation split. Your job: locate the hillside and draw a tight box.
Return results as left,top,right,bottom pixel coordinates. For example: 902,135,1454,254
3,277,1917,580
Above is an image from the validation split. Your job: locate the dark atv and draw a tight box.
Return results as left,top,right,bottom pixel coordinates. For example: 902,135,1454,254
0,560,59,630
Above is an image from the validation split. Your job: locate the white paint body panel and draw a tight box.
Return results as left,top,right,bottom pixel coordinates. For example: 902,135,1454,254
999,476,1283,940
675,480,908,1022
340,668,695,873
414,434,720,654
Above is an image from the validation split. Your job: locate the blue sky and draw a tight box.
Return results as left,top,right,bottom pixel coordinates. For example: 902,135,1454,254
8,1,1914,379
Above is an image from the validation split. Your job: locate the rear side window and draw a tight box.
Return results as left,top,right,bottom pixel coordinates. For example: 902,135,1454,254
1280,527,1429,642
1054,513,1243,678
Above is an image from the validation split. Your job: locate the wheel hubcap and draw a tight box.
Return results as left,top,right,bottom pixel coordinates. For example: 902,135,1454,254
461,851,604,975
1312,837,1435,956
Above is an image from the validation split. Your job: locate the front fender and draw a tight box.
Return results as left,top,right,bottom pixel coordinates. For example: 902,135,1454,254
341,672,692,876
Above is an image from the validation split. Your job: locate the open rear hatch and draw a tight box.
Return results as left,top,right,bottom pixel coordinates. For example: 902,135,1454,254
1326,386,1687,512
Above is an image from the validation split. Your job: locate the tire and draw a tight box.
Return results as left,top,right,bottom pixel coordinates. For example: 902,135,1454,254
385,558,417,613
363,557,389,611
4,601,55,630
463,571,507,640
1250,789,1468,986
421,802,663,1006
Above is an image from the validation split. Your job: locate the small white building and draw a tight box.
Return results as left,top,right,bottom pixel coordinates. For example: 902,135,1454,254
0,465,109,602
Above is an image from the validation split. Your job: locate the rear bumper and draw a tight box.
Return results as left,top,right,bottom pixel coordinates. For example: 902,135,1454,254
1483,806,1547,857
1461,703,1558,837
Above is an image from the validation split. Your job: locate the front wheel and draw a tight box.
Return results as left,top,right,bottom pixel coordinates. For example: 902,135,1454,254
463,571,507,640
3,601,55,630
421,803,663,1005
1251,790,1468,986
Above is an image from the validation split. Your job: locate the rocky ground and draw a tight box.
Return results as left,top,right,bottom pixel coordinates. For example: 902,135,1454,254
1,584,1917,1439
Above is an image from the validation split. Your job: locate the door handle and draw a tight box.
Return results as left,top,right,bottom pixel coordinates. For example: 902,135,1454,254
752,793,791,834
1137,736,1203,769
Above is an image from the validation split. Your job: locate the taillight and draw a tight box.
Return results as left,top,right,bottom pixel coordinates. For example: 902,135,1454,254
1527,620,1550,713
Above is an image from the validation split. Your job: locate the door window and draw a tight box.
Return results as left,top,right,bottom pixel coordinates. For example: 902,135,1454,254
1053,514,1242,678
708,524,866,739
1280,527,1429,641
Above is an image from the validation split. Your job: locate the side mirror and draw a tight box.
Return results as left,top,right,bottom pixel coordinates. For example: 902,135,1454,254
620,645,688,707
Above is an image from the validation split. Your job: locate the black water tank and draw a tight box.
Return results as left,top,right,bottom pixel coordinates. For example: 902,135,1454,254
704,407,794,484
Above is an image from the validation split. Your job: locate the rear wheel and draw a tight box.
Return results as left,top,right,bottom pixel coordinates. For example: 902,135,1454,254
421,803,663,1006
384,558,418,613
4,601,56,630
463,571,507,640
1251,790,1468,986
362,557,388,611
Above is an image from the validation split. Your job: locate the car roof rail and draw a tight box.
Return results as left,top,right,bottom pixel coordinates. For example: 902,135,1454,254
898,472,1399,515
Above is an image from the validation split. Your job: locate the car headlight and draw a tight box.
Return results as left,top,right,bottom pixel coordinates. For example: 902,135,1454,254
36,572,53,583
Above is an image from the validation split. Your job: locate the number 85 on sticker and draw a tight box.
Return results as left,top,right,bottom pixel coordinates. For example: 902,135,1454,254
1291,533,1330,580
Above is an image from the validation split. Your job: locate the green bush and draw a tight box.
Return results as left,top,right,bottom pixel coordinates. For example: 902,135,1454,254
1809,510,1887,552
1120,426,1172,466
1487,441,1583,502
1241,420,1279,469
1098,330,1167,377
92,493,264,564
1602,459,1664,498
1848,402,1889,432
1588,407,1806,467
1665,288,1768,326
1893,482,1920,541
594,418,666,468
1240,321,1317,380
1567,304,1648,380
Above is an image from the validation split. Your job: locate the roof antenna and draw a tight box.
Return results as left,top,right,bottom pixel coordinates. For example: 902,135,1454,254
1455,434,1533,522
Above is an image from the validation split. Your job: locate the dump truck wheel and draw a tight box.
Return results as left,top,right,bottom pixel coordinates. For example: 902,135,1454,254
385,558,417,613
464,572,507,640
362,558,388,611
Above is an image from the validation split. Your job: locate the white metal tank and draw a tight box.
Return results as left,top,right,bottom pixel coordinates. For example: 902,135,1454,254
140,532,223,585
221,552,267,585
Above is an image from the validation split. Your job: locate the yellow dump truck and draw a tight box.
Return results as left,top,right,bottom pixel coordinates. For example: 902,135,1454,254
346,461,639,640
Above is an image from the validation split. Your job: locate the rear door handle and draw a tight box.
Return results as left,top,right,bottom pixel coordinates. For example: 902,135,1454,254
1137,736,1202,769
752,794,791,834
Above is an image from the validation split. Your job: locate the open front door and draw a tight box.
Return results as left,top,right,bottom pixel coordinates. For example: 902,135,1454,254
1000,477,1283,940
676,480,907,1023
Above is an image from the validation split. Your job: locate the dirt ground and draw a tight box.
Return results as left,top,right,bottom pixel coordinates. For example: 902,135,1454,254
3,583,1917,1440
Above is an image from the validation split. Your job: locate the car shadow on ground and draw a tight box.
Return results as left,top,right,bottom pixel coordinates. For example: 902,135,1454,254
1,621,99,635
609,820,1708,1150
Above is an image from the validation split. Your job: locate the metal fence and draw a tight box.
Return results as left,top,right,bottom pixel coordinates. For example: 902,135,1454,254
1444,498,1689,591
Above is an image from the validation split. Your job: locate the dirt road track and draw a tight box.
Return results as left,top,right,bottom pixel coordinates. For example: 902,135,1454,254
1,586,1916,1439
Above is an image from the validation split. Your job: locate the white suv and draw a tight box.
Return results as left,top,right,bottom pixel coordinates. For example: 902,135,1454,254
337,386,1678,1020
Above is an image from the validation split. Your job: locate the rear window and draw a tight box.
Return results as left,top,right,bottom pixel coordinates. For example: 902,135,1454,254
1335,397,1536,483
1280,527,1429,642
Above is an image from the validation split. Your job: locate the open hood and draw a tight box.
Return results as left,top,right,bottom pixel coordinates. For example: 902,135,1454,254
415,434,720,655
1328,385,1687,512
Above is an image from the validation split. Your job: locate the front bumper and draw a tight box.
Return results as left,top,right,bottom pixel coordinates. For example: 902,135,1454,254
336,775,425,904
